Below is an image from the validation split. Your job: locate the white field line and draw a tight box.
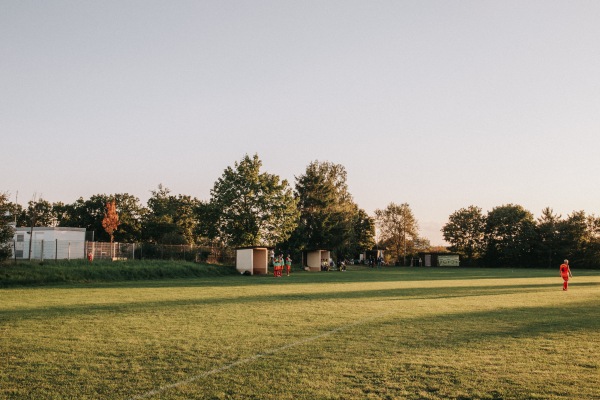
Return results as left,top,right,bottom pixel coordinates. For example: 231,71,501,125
129,310,394,399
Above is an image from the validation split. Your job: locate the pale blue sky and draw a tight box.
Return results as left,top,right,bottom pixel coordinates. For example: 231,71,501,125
2,1,599,245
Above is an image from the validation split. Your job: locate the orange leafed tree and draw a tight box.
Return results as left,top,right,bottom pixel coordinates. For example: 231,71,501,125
102,199,120,256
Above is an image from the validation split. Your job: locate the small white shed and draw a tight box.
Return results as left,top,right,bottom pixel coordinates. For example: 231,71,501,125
236,247,269,275
12,227,86,260
306,249,331,272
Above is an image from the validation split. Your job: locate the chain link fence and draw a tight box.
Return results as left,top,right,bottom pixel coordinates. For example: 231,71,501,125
136,243,235,264
86,242,136,261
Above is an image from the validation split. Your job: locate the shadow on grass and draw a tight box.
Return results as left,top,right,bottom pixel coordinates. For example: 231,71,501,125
370,298,600,345
3,280,599,323
4,266,598,290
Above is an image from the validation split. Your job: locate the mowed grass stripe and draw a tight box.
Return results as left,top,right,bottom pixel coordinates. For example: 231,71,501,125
1,267,599,399
129,303,401,400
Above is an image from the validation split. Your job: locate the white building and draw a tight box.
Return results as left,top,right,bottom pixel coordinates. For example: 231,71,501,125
12,227,87,260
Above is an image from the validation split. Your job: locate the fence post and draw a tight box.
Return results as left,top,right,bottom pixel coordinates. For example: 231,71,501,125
68,242,71,260
55,239,58,262
41,240,44,262
28,228,33,261
13,240,16,264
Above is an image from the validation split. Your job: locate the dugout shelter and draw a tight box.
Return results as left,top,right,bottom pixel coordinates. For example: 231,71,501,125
305,249,331,271
235,247,270,275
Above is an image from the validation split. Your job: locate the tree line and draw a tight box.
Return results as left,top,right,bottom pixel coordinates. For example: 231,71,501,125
4,154,597,268
442,205,600,268
0,155,428,264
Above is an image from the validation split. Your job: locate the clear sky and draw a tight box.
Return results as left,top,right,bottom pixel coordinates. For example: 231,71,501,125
2,1,599,245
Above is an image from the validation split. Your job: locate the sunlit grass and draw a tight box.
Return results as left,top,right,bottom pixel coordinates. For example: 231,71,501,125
1,267,599,399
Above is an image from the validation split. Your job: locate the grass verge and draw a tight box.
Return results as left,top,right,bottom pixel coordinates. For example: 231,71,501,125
0,259,237,287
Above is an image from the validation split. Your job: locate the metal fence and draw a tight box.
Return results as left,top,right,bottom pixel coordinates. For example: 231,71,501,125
86,241,136,261
10,240,235,264
12,239,86,261
136,243,235,264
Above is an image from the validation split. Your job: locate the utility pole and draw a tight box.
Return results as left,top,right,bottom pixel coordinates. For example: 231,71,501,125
403,230,406,266
28,193,37,261
402,215,407,266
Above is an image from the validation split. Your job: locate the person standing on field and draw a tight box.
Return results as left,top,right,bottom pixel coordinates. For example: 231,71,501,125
560,259,572,291
285,254,292,276
279,255,285,277
273,255,280,277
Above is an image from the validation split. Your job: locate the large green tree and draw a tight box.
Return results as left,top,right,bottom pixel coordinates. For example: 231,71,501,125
291,160,369,258
442,205,486,266
349,207,376,257
560,210,600,267
112,193,147,243
203,154,299,248
19,198,56,227
535,207,564,268
484,204,536,267
375,202,419,265
144,185,200,244
57,193,145,242
55,195,107,240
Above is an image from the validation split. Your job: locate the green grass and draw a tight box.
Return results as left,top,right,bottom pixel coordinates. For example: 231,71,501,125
1,266,599,399
0,260,237,287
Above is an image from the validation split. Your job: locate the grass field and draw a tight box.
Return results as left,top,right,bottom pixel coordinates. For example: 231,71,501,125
1,266,599,399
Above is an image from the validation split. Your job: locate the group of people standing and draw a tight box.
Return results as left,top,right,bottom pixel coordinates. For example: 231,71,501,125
320,258,346,271
268,250,575,290
272,253,292,277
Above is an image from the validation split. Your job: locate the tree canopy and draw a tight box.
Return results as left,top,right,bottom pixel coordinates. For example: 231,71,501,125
56,193,145,242
0,193,15,261
290,160,373,259
442,205,485,265
102,199,120,244
202,154,299,248
18,198,56,228
143,185,200,244
484,204,537,267
442,203,600,268
375,202,419,265
4,153,600,268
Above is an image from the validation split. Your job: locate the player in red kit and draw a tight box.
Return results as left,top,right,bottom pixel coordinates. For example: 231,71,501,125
273,256,280,277
560,259,572,291
285,255,292,276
